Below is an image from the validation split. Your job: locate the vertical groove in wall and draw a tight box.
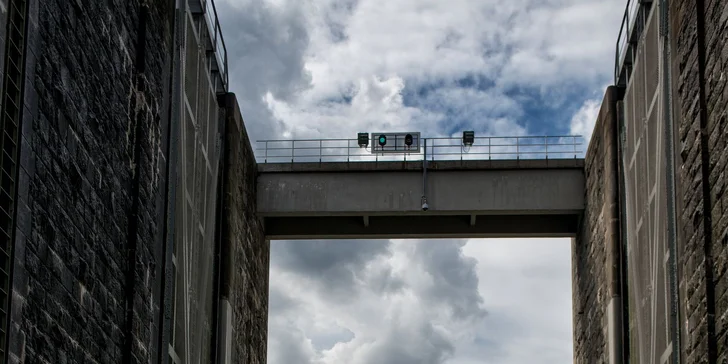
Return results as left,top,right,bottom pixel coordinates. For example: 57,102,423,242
660,0,681,362
123,4,149,364
616,98,631,363
694,0,717,361
211,99,227,364
0,0,27,362
158,1,182,363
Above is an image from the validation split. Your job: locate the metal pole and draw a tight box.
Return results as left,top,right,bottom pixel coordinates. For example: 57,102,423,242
422,138,428,208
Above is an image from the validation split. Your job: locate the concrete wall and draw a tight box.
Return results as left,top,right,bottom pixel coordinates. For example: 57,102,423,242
572,86,621,364
218,93,269,364
7,1,173,363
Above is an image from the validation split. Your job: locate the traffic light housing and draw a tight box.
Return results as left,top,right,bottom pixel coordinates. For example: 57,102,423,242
378,134,387,146
369,132,420,153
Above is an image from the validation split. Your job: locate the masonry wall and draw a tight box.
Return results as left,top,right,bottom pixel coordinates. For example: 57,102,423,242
670,0,728,362
7,0,172,363
702,0,728,361
219,93,269,363
572,86,621,364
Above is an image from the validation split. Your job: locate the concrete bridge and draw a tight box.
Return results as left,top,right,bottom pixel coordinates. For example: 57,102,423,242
256,159,585,239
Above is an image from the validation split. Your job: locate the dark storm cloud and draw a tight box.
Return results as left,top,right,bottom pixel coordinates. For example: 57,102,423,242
216,0,313,142
271,239,394,297
413,240,487,320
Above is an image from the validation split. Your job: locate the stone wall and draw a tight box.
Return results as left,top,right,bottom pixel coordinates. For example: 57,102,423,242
7,0,172,363
702,0,728,361
670,0,727,362
219,93,269,364
572,86,621,364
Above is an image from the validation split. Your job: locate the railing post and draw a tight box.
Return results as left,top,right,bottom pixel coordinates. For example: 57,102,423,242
319,139,322,163
291,140,295,163
264,141,268,163
545,136,548,159
488,137,491,160
347,140,350,163
516,137,520,160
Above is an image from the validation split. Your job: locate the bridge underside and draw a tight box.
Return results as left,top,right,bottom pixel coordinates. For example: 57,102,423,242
263,214,580,240
257,159,585,239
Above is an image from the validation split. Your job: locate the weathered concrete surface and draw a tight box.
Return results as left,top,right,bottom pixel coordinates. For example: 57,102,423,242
219,93,269,364
257,164,585,216
572,86,621,364
8,0,172,363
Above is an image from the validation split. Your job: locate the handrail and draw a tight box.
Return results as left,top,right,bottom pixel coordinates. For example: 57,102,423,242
209,0,228,89
614,0,653,86
255,136,585,163
196,0,229,91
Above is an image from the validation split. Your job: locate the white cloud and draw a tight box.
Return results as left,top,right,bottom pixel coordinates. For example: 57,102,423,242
570,98,601,146
267,238,573,364
214,0,625,362
220,0,624,143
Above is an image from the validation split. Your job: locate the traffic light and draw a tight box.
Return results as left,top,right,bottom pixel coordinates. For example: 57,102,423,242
357,133,369,147
378,134,387,146
404,133,413,146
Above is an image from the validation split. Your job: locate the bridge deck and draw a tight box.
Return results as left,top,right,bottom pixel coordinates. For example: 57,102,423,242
257,159,585,239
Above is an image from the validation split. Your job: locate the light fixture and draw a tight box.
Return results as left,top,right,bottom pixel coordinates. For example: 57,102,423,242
404,133,413,147
462,131,474,146
358,133,369,147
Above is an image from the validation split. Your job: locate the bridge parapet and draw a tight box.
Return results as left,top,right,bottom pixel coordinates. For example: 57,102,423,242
256,135,585,163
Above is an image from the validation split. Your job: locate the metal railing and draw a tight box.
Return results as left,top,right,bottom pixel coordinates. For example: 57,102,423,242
614,0,653,87
256,136,585,163
191,0,229,91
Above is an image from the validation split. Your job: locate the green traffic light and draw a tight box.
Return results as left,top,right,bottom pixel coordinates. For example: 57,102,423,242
378,134,387,146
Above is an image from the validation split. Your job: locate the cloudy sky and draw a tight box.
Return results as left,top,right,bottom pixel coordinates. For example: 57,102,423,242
214,0,625,362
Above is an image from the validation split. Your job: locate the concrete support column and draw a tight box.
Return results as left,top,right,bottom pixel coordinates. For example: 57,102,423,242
600,87,623,364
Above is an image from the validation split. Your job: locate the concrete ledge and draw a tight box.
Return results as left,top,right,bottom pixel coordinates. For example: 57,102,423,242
257,158,585,173
263,214,580,239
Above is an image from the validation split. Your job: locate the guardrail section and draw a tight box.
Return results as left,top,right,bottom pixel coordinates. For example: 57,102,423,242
256,135,585,163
